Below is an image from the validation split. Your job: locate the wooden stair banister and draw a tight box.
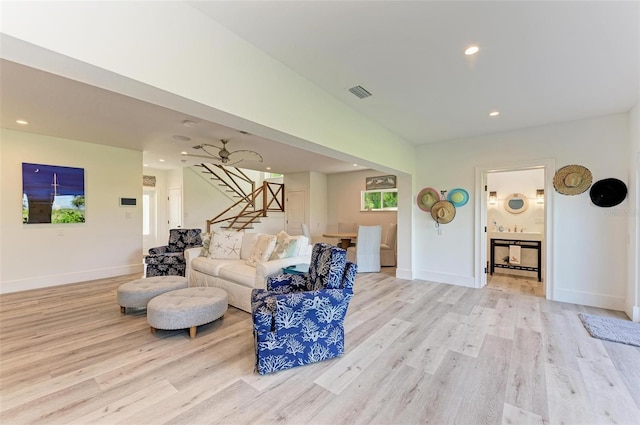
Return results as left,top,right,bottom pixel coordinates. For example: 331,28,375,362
206,180,285,233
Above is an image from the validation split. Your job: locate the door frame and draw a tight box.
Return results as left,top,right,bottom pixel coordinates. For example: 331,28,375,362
474,158,555,299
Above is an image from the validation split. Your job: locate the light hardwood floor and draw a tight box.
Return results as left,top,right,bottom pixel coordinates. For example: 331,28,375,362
1,271,639,425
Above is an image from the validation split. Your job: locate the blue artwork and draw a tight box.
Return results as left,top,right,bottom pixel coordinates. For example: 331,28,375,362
22,162,85,224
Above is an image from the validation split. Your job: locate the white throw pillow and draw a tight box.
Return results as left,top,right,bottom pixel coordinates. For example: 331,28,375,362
246,234,277,267
199,232,212,257
287,235,308,256
209,230,243,260
240,232,261,260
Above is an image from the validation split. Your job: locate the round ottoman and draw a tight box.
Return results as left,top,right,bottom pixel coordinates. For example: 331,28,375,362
117,276,188,314
147,287,228,338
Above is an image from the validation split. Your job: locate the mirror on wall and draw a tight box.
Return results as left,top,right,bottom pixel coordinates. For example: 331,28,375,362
504,193,529,214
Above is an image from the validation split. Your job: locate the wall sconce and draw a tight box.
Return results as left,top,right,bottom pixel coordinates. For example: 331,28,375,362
489,191,497,205
536,189,545,204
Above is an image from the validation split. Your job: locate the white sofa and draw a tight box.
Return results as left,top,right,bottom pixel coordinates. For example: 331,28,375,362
184,231,312,313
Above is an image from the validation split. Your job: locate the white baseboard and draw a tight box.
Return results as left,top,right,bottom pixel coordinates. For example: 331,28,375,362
395,267,414,280
626,302,640,322
414,270,475,288
0,264,144,294
554,287,626,312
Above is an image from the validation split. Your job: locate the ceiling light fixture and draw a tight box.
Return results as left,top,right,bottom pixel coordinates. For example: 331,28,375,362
159,159,165,162
182,120,197,127
173,135,191,142
465,45,479,55
489,111,500,117
180,151,188,155
16,119,28,125
184,139,263,166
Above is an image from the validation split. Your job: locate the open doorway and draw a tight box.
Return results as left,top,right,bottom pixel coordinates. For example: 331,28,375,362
476,159,554,299
486,169,545,297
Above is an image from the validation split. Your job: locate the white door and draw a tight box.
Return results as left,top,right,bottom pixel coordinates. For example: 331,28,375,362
168,187,182,229
286,189,306,235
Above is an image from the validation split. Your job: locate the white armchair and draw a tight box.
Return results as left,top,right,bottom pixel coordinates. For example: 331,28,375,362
346,225,382,273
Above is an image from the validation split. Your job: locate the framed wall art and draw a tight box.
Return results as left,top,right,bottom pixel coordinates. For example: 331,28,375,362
22,162,85,224
365,175,396,190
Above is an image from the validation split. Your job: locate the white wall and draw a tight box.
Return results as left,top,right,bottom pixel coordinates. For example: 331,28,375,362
628,103,640,321
142,167,168,252
0,129,143,293
327,170,398,243
309,171,329,240
416,114,630,311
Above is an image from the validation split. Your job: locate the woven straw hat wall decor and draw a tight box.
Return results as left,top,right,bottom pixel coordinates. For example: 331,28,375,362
553,164,593,195
430,200,456,224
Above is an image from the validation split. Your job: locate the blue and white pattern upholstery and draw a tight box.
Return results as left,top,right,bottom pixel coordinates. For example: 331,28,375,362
145,229,202,277
251,243,357,375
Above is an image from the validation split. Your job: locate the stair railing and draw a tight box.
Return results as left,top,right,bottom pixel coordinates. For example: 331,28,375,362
206,181,284,232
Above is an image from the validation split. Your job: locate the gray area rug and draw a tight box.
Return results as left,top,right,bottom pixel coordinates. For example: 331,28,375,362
578,313,640,347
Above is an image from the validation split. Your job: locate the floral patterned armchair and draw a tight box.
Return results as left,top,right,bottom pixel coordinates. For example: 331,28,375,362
251,243,357,374
144,228,202,277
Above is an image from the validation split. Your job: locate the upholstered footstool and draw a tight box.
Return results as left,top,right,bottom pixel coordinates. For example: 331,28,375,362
147,287,228,338
117,276,188,314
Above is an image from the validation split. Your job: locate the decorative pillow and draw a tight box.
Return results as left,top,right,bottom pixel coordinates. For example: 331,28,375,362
271,231,308,260
199,232,212,257
270,230,294,260
287,235,308,256
246,234,277,267
209,230,243,260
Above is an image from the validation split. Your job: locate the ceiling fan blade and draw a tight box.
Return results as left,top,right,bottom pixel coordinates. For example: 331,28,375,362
182,153,224,161
228,150,264,162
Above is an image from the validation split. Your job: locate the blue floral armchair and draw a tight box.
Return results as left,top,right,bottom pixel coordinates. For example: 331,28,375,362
251,243,357,375
144,228,202,277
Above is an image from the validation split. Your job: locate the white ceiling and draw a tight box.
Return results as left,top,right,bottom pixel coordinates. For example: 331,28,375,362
1,1,638,173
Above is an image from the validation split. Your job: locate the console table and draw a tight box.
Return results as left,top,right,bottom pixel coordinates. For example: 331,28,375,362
490,238,542,282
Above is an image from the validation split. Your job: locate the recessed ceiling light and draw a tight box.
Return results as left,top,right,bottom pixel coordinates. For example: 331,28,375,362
181,151,188,155
353,164,358,167
173,135,191,142
465,45,479,55
143,163,149,167
266,167,271,170
489,111,500,117
182,120,197,127
159,159,165,162
16,119,28,125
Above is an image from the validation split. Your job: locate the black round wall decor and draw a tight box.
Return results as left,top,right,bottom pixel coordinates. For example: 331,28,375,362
589,178,627,208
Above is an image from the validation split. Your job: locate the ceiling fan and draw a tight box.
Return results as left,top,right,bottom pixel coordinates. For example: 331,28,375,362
183,139,263,166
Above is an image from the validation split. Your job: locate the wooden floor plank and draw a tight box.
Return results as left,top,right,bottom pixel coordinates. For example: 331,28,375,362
1,272,639,425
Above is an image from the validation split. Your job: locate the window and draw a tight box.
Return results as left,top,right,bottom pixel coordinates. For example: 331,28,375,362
361,189,398,211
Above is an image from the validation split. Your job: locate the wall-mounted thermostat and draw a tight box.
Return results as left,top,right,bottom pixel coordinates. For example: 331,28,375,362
120,197,137,206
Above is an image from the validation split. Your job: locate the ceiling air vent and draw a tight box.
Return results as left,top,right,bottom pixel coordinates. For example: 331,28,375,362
348,85,372,99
